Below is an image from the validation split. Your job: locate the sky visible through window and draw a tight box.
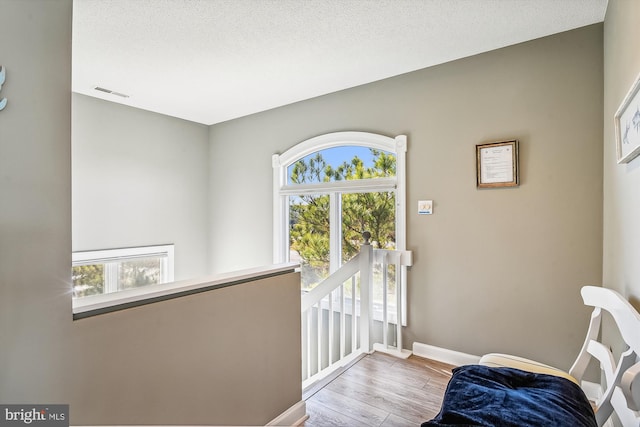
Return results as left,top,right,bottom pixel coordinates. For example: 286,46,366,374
287,145,380,184
322,145,375,168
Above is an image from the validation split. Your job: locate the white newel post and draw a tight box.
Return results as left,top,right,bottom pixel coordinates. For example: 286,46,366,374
359,232,373,353
395,255,403,352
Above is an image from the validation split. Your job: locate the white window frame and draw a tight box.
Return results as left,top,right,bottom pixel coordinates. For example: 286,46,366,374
272,131,407,323
72,244,175,296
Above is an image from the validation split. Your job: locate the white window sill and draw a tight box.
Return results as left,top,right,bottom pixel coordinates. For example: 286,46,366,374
72,262,299,319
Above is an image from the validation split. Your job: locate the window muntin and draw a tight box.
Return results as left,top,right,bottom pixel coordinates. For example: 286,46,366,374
288,189,402,315
72,245,174,299
287,187,396,291
273,132,407,324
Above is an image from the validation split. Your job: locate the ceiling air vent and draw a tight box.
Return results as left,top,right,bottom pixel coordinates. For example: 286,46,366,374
94,86,129,98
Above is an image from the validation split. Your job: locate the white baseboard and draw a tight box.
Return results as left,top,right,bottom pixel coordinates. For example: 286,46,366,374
412,342,480,366
266,400,307,426
373,342,412,359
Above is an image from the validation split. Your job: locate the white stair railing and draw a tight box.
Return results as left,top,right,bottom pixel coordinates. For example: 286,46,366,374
301,232,412,389
371,248,413,359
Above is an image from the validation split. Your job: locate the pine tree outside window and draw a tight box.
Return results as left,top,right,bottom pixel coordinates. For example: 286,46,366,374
273,132,407,323
72,244,174,298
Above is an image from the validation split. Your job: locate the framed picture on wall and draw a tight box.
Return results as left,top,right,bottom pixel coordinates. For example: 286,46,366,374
476,140,519,188
614,72,640,164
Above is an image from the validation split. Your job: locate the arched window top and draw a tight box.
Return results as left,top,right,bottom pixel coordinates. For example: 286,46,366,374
287,146,396,185
274,131,406,168
273,131,407,262
272,131,409,323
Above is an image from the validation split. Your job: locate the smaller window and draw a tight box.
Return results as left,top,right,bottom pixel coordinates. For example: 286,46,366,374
72,245,174,299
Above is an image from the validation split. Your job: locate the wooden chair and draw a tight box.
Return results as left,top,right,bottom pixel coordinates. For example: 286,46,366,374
480,286,640,427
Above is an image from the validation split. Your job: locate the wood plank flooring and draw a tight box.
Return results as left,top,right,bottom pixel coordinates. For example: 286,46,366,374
303,352,455,427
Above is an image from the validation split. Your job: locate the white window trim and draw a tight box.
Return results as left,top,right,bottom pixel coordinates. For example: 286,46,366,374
73,244,175,270
273,131,407,262
272,131,408,323
279,177,397,196
72,245,299,318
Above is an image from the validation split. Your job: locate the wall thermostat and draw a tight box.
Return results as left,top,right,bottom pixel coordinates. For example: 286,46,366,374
418,200,433,215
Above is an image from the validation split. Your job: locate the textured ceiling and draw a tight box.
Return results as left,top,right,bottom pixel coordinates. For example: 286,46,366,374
72,0,608,125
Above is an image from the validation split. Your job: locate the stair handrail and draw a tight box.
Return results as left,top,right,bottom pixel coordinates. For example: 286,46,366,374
301,251,364,313
300,232,413,387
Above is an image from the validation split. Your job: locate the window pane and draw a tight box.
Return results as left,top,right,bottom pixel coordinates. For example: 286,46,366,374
341,191,396,314
342,191,396,263
72,245,174,299
72,264,105,298
372,262,398,319
118,256,162,290
289,194,330,291
287,147,395,185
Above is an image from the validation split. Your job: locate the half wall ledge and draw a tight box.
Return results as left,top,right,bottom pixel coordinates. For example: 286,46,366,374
72,262,300,320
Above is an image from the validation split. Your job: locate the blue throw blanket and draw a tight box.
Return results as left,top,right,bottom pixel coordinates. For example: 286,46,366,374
423,365,597,427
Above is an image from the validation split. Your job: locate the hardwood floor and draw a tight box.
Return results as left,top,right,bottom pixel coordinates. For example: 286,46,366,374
303,352,455,427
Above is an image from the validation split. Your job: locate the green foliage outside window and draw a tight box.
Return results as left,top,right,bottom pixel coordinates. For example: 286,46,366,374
289,149,396,289
119,258,161,290
72,258,162,297
72,264,104,298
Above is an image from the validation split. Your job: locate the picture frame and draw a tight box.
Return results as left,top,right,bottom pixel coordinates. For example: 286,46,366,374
614,72,640,164
476,140,519,188
0,65,7,112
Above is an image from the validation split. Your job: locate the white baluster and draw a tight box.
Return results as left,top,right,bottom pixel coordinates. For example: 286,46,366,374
317,301,322,373
395,258,403,353
340,283,345,358
382,252,389,348
359,232,373,353
351,275,356,353
301,233,415,388
328,289,334,366
306,308,312,378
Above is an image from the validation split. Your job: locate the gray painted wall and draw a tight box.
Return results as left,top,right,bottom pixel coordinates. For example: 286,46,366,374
1,1,620,423
1,3,302,425
0,0,73,402
603,1,640,342
73,93,211,280
69,272,302,425
210,24,604,369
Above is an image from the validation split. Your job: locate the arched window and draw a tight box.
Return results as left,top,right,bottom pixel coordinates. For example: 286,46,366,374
272,131,407,292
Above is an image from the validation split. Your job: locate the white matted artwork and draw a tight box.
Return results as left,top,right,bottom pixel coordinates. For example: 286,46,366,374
476,140,519,188
614,72,640,164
